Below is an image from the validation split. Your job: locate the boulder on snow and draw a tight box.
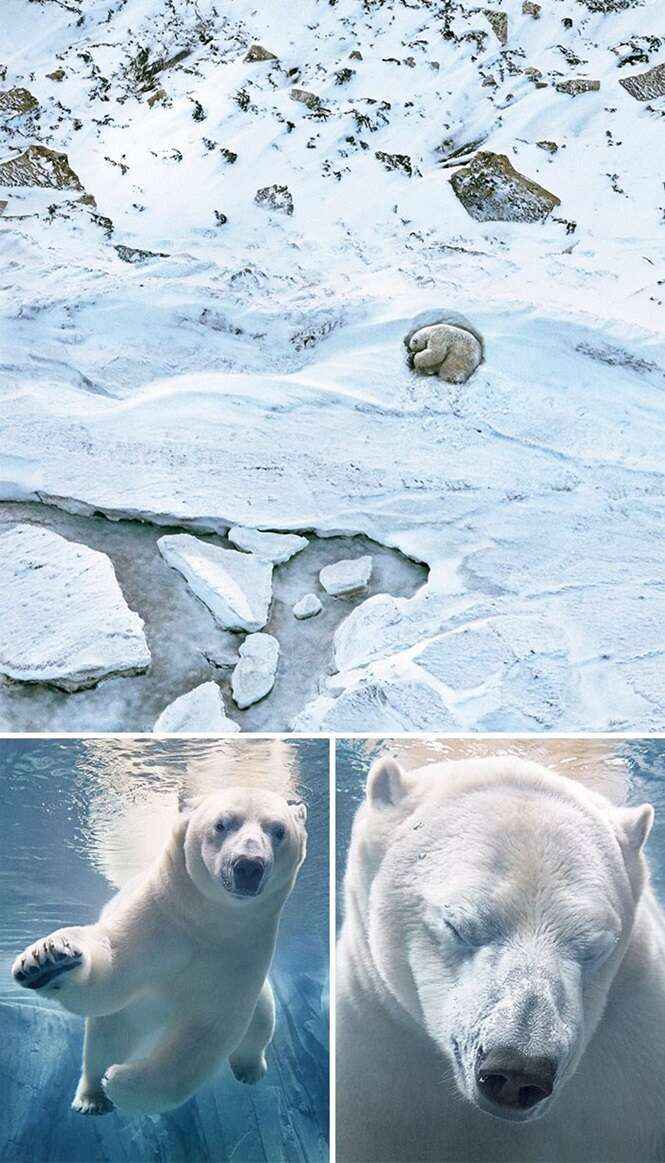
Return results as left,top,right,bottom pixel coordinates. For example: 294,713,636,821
245,44,279,63
228,526,308,563
293,593,322,620
0,524,150,691
0,144,83,190
0,88,38,114
619,63,665,102
319,555,373,597
483,9,508,44
158,534,273,632
450,151,561,222
154,682,239,732
522,2,541,16
555,78,600,96
231,632,280,709
289,88,323,110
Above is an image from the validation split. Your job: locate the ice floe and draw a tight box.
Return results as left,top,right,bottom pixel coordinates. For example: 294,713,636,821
158,535,273,633
228,526,308,564
0,524,150,691
154,681,239,732
319,557,373,598
293,593,323,620
231,633,280,709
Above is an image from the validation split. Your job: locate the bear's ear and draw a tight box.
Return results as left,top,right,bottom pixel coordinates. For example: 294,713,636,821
617,803,654,855
289,800,307,827
367,756,409,809
178,793,205,816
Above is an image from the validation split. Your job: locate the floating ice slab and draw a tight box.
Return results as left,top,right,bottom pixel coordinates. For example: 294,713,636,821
153,681,240,732
293,593,323,620
228,526,308,563
231,633,280,709
158,535,273,632
319,556,373,597
0,524,150,691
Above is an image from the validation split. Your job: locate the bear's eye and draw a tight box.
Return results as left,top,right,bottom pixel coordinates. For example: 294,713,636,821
271,823,286,844
215,818,229,834
443,918,480,949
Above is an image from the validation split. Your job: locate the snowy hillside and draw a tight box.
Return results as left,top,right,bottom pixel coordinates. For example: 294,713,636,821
0,0,663,731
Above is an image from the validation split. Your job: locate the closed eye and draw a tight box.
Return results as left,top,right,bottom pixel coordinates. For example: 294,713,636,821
270,823,286,843
573,931,620,965
442,918,483,950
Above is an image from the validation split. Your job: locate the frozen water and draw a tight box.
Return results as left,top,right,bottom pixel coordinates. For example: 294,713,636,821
154,681,239,732
0,737,329,1163
0,503,424,731
0,524,149,690
231,633,280,710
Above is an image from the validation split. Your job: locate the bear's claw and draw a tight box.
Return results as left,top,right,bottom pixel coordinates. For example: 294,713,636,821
72,1092,115,1116
12,936,83,990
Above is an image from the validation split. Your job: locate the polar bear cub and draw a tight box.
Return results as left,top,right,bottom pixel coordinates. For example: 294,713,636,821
12,787,307,1116
337,755,665,1163
404,308,484,383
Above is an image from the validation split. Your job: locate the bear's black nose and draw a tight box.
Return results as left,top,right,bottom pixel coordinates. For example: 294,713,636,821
232,857,266,896
475,1048,555,1111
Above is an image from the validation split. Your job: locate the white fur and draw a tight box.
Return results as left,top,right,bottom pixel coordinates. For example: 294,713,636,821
12,787,307,1116
404,309,484,384
337,755,665,1162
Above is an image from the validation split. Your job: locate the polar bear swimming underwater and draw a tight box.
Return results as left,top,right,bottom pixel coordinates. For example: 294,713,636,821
12,787,307,1116
337,754,665,1163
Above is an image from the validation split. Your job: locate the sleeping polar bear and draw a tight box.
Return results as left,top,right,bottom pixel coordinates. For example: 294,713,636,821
12,787,307,1116
404,308,484,384
337,754,665,1163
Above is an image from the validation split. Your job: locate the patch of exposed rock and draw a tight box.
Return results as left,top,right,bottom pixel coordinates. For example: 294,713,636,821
0,145,83,190
450,151,560,222
254,184,294,215
620,63,665,101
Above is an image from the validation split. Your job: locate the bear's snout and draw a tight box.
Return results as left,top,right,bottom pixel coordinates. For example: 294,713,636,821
231,856,267,897
475,1048,555,1119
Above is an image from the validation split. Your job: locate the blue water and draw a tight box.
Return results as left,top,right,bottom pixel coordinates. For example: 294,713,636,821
335,738,665,920
0,737,329,1163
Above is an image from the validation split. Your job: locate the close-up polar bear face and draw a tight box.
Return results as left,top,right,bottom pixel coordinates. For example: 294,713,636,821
182,787,307,905
357,756,653,1124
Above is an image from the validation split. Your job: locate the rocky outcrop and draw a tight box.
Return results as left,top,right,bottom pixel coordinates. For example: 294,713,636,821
254,184,294,215
0,87,38,114
244,45,278,63
450,151,560,222
231,632,280,708
555,78,601,96
620,63,665,102
0,524,150,691
0,144,83,190
158,534,274,632
153,681,240,732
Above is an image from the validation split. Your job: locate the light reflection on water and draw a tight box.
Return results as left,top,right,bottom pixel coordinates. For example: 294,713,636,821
0,736,329,1004
336,737,665,904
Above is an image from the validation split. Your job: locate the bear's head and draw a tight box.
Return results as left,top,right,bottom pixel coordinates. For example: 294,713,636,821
349,755,653,1124
180,787,307,908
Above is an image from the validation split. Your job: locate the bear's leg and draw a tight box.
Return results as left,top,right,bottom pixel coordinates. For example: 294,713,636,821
101,1015,233,1114
229,979,275,1085
12,926,138,1016
72,1011,142,1116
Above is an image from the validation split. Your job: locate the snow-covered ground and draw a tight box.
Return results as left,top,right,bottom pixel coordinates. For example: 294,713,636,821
1,0,663,731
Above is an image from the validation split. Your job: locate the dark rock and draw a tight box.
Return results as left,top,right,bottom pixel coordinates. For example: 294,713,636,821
0,145,83,190
620,62,665,101
0,87,38,114
244,44,278,63
254,184,294,215
450,151,561,222
375,150,412,175
555,78,601,95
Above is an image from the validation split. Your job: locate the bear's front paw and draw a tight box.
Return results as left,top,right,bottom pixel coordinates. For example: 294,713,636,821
230,1053,268,1085
12,935,83,991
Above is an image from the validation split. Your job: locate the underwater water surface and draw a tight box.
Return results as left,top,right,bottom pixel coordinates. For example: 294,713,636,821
335,737,665,920
0,736,329,1163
